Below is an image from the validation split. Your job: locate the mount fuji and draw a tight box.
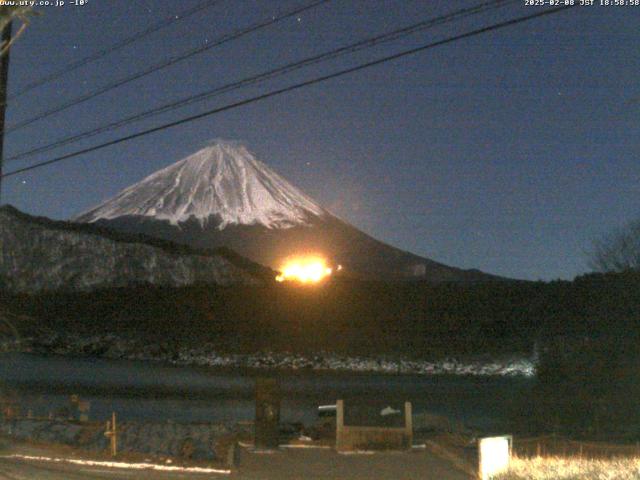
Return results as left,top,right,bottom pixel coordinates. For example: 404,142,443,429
76,140,500,282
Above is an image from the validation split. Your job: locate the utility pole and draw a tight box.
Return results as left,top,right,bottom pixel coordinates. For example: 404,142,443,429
0,19,12,203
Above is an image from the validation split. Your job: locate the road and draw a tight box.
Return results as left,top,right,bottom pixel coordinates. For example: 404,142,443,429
0,445,472,480
232,446,472,480
0,456,213,479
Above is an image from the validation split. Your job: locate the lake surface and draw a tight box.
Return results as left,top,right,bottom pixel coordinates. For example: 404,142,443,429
0,353,533,431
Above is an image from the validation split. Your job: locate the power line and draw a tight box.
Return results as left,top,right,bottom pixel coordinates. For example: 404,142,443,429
4,0,331,134
7,0,517,163
0,5,574,180
11,0,224,99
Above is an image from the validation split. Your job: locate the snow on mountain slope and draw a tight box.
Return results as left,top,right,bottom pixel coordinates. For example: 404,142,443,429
76,140,326,229
74,139,505,282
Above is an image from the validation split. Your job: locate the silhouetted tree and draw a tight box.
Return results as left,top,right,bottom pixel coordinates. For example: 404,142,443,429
590,220,640,273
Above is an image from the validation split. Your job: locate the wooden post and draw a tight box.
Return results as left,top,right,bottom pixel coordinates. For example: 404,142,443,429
105,412,117,457
78,400,90,422
404,401,413,449
111,412,117,456
335,399,344,451
254,378,280,450
226,441,238,468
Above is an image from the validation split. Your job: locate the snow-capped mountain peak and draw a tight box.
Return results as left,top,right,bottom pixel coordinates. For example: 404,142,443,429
76,140,327,229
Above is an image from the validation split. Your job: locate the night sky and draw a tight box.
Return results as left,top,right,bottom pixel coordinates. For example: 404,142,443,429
2,0,639,281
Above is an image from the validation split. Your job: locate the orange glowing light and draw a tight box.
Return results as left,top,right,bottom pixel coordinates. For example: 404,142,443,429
275,257,333,283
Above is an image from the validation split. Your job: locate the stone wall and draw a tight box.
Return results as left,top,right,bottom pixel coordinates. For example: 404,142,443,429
0,417,250,460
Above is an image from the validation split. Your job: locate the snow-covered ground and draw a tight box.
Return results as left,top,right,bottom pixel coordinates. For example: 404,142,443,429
15,333,535,377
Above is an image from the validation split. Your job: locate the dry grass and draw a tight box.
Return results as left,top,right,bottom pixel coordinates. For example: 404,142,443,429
495,455,640,480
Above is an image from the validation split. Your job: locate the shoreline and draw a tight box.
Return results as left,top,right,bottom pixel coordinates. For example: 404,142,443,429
1,336,536,378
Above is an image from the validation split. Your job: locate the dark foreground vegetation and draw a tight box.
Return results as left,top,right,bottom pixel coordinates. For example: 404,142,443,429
2,278,541,357
3,270,640,439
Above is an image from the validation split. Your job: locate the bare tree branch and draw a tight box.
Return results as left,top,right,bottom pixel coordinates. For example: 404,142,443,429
589,220,640,272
